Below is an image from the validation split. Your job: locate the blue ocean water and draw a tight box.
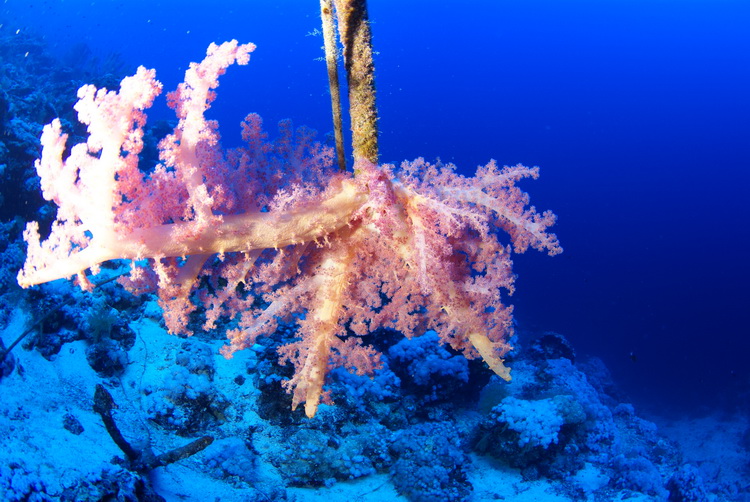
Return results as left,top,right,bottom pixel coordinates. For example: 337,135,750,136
1,0,749,500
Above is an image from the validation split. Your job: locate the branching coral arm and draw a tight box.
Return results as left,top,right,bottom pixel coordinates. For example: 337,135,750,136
281,244,355,418
18,178,366,288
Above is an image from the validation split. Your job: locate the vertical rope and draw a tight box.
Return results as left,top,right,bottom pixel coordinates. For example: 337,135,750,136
319,0,347,172
333,0,378,165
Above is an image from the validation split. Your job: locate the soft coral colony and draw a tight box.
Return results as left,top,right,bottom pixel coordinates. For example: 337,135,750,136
17,40,561,418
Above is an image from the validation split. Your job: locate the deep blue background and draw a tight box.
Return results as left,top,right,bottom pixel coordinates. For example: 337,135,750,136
3,0,749,413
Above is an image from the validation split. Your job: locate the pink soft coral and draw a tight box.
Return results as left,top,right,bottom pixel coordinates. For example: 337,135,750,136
18,41,561,417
